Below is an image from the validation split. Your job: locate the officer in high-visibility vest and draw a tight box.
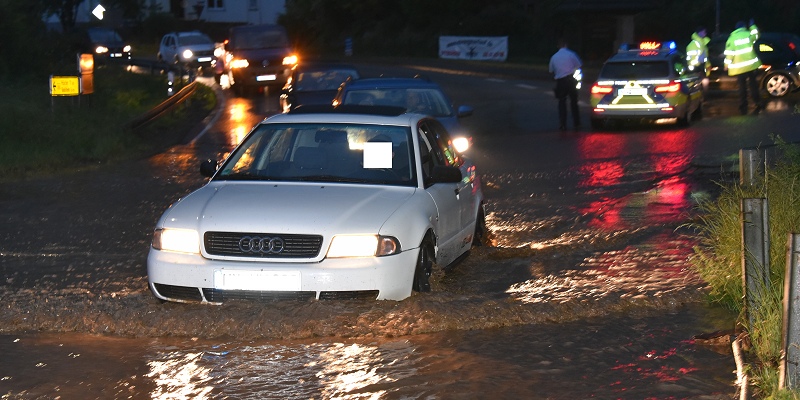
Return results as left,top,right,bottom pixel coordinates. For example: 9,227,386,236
725,20,763,114
686,26,710,77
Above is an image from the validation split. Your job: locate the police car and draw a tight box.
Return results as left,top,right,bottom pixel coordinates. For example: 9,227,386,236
589,41,704,128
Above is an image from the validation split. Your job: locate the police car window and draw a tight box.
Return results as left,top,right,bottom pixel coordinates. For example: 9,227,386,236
602,61,670,79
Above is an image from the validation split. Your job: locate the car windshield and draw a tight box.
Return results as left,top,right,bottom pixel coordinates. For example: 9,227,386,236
233,29,289,50
341,88,452,117
216,123,416,186
88,29,121,42
179,34,212,45
295,69,359,91
600,61,670,80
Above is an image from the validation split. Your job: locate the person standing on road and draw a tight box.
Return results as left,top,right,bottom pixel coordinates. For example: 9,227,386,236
549,39,582,130
724,20,763,114
686,26,710,77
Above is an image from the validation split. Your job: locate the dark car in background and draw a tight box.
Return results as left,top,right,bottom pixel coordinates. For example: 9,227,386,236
280,63,360,113
708,32,800,97
217,24,298,96
332,76,474,136
74,27,131,64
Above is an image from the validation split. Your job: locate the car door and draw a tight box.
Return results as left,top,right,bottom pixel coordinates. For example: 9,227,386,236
417,120,473,265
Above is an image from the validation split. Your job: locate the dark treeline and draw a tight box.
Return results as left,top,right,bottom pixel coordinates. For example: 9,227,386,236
2,0,799,80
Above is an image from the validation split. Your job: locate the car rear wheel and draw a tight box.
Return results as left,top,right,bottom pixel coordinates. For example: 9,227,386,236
590,118,604,130
764,72,793,97
412,236,434,293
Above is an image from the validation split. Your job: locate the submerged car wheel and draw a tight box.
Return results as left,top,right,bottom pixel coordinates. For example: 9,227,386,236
473,206,490,246
412,236,434,293
764,72,793,97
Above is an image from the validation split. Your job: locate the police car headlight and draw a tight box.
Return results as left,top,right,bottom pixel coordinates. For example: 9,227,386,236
123,45,132,53
95,46,108,54
326,235,400,258
152,228,200,254
182,49,194,60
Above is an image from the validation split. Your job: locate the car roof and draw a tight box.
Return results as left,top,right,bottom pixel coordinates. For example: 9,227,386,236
342,77,439,90
606,48,677,63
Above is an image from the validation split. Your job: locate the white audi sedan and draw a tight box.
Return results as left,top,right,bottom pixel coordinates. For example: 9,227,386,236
147,105,486,303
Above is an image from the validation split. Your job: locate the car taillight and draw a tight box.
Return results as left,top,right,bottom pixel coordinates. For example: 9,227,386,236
591,85,613,94
655,82,681,93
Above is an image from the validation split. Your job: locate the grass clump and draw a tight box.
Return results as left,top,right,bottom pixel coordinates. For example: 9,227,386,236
0,65,215,180
690,137,800,399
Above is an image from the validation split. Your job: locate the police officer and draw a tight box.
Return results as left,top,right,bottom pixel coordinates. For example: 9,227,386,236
725,21,763,114
549,38,582,130
686,26,710,76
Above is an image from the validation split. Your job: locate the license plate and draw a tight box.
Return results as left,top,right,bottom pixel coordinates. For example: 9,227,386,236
618,88,647,96
256,74,277,82
197,57,212,63
214,270,301,291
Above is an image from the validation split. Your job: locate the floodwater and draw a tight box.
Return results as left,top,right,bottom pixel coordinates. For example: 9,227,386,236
0,143,738,398
0,75,741,398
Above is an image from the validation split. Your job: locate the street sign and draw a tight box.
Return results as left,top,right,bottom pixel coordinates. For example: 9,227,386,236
50,76,80,96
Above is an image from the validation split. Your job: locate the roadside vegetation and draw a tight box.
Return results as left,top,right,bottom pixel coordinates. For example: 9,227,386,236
0,66,215,181
690,138,800,399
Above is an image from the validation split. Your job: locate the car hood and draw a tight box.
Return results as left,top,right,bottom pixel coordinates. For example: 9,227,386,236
162,182,416,235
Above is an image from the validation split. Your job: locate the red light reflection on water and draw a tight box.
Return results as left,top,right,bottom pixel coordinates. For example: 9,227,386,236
575,131,696,230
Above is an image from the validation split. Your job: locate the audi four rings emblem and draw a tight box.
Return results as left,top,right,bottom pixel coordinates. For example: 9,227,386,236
238,236,285,254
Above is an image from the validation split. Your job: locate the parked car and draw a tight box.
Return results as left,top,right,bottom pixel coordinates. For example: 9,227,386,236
280,62,360,113
158,31,216,69
216,24,298,95
589,40,704,128
73,27,131,64
707,32,800,97
332,77,474,136
147,105,487,303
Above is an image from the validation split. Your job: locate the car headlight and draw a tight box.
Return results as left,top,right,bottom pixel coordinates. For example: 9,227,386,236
230,58,249,69
326,235,400,258
182,49,194,60
283,54,298,66
95,46,108,54
123,45,131,53
152,228,200,254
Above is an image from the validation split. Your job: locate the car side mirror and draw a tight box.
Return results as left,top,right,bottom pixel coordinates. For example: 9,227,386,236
429,165,462,184
457,105,474,118
200,159,218,177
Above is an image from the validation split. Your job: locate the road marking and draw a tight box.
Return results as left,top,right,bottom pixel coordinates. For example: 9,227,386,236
486,78,505,83
516,83,537,90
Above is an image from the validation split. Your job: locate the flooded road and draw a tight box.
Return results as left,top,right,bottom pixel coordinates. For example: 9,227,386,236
6,61,800,398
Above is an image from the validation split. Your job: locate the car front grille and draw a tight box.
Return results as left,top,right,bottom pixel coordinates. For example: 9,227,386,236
203,289,316,302
204,231,323,258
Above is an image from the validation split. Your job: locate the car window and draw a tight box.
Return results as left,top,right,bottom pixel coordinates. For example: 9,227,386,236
342,88,453,117
600,61,670,79
418,120,460,183
179,34,213,46
217,123,416,186
296,70,358,91
233,29,289,50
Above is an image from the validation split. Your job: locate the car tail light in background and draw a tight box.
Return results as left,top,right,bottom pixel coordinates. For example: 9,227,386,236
655,81,681,93
591,85,613,95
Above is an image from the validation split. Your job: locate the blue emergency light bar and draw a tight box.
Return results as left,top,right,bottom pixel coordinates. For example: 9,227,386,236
619,41,677,52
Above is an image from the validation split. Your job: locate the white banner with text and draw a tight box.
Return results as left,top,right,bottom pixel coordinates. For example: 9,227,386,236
438,36,508,61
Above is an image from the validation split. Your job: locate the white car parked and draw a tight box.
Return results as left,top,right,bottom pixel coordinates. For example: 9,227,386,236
147,105,487,303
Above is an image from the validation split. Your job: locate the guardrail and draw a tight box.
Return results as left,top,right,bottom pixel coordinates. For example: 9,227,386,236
123,58,202,131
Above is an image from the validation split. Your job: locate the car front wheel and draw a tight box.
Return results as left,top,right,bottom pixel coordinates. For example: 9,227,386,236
764,72,793,97
412,236,434,293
